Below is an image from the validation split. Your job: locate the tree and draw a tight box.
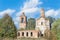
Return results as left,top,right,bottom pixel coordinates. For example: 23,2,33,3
26,18,35,30
47,16,55,29
51,18,60,40
0,14,17,38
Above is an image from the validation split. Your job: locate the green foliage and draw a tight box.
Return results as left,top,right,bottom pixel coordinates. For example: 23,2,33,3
51,18,60,40
26,18,35,30
47,16,55,24
47,16,55,29
19,28,25,30
0,14,17,38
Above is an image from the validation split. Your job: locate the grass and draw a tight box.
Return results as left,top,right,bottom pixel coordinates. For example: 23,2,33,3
17,38,47,40
0,37,47,40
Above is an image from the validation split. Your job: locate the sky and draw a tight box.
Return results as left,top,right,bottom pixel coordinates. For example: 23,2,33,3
0,0,60,29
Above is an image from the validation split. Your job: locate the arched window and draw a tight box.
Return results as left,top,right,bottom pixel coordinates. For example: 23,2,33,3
21,18,24,23
17,32,20,36
26,32,28,36
38,32,39,37
31,32,33,36
40,31,43,36
41,34,43,36
41,22,43,25
22,32,24,36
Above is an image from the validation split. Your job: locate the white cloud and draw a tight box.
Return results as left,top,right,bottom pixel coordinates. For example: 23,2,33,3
22,0,43,9
16,7,39,17
16,0,43,16
15,0,43,26
13,17,20,25
0,9,15,17
45,9,60,17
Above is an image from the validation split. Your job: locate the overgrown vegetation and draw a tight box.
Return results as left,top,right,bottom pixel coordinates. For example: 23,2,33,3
51,18,60,40
0,13,60,40
47,16,55,29
26,18,35,30
44,16,60,40
0,14,17,38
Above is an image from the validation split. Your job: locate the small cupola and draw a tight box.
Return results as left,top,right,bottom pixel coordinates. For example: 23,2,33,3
40,8,45,18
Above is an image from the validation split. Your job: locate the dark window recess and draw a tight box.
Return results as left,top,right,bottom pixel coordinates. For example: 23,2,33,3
26,32,28,36
38,32,40,37
22,32,24,36
41,22,43,25
31,32,33,36
41,34,43,36
18,32,20,36
21,18,24,23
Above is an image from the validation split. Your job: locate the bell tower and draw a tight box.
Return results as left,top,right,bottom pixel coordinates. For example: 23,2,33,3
19,12,27,29
40,8,45,18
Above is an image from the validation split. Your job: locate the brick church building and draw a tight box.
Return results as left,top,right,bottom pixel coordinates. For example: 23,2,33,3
17,8,50,38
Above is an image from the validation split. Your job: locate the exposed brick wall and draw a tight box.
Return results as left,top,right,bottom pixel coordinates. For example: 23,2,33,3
17,30,40,38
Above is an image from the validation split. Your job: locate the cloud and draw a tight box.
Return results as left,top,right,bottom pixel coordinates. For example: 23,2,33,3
22,0,43,9
14,0,43,26
13,17,20,25
13,17,20,29
0,9,15,17
16,7,39,17
16,0,43,16
45,9,60,17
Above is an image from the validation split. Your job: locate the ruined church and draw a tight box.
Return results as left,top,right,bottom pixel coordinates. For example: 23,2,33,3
17,8,50,38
